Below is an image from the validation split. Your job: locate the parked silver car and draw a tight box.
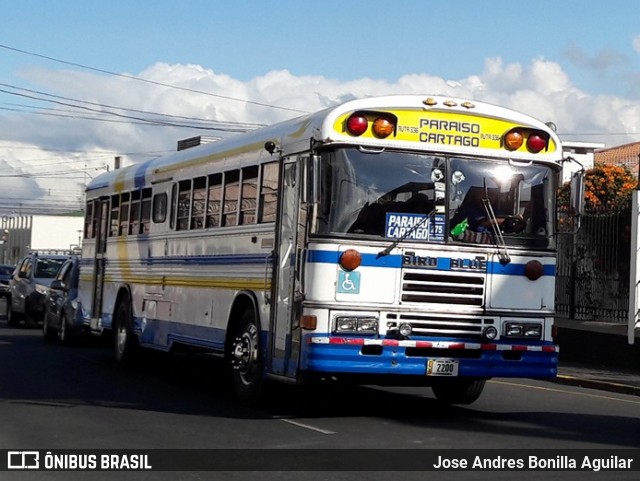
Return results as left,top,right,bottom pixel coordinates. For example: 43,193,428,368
42,256,81,342
8,253,68,327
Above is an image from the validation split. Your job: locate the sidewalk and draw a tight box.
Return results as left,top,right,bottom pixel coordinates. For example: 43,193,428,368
554,317,640,396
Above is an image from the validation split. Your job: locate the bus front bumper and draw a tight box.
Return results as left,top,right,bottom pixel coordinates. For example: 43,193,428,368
300,335,558,380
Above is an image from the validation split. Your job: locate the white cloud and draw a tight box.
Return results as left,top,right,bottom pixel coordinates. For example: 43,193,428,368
633,34,640,54
1,58,639,213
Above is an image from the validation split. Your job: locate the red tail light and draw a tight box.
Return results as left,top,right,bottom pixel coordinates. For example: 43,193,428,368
346,114,368,136
527,134,548,153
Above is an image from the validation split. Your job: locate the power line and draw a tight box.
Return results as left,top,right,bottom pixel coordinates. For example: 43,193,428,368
0,84,267,130
0,43,307,114
0,86,260,132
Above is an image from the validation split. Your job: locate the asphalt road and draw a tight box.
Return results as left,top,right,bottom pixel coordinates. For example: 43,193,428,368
1,323,640,480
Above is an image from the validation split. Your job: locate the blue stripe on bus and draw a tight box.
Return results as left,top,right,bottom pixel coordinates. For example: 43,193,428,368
307,249,555,276
141,254,271,266
134,161,151,189
81,249,554,275
487,262,555,276
79,253,270,267
306,250,402,268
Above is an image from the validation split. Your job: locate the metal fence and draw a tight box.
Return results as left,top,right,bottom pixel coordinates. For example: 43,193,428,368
556,207,631,323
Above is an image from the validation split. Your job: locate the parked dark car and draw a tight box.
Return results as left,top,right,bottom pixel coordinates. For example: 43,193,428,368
42,256,82,342
0,264,15,298
8,253,68,327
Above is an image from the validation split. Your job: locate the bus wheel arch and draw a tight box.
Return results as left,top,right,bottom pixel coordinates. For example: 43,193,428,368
225,292,265,403
113,286,139,366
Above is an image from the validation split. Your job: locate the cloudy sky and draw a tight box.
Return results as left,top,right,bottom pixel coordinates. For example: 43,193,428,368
1,0,640,215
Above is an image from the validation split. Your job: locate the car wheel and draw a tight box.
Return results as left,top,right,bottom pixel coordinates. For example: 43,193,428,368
59,311,69,344
7,307,20,327
42,311,56,341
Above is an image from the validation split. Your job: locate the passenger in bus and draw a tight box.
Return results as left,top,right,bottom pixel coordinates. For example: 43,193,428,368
450,191,526,241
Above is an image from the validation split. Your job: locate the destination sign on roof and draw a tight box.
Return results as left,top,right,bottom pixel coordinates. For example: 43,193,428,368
334,110,558,153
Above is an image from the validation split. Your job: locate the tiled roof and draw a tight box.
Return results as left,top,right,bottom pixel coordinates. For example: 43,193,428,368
595,141,640,174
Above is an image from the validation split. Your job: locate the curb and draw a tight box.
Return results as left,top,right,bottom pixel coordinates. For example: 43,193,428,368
555,374,640,397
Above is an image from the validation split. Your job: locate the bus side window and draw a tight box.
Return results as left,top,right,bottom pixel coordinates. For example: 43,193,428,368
84,201,94,239
191,176,206,230
119,192,130,236
152,192,168,224
206,173,222,228
259,162,278,223
129,190,141,235
223,170,240,227
176,179,192,231
140,188,152,233
109,195,120,237
240,166,258,225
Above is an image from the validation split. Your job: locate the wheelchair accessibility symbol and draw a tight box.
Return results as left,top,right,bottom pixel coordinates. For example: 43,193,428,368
337,271,361,294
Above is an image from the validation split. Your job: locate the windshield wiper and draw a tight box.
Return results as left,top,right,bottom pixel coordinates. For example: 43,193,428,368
377,208,437,258
481,198,511,265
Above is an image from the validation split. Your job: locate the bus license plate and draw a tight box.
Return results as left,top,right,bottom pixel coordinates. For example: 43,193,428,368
426,359,459,376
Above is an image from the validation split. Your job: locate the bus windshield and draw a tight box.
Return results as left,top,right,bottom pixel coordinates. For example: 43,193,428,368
314,147,556,249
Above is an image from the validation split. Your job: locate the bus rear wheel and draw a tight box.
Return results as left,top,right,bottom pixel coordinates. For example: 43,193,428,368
229,309,264,404
114,295,138,366
431,378,486,405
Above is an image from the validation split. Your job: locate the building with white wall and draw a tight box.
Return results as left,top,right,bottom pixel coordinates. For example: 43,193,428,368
0,214,84,265
562,140,605,183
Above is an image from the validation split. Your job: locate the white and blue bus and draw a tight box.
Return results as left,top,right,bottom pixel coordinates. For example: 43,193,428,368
79,95,581,404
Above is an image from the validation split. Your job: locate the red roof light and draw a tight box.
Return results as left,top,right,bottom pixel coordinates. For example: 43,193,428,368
527,134,548,153
346,114,369,136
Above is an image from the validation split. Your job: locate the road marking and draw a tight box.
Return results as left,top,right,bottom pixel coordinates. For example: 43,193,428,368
275,417,336,435
490,379,640,405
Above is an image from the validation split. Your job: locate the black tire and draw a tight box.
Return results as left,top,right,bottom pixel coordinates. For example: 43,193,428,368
24,305,41,329
7,307,21,327
228,309,264,404
58,310,69,344
432,379,486,405
113,295,139,366
42,311,56,341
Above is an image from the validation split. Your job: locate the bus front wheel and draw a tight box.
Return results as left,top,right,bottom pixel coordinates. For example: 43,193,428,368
431,378,486,405
114,296,139,366
229,309,264,404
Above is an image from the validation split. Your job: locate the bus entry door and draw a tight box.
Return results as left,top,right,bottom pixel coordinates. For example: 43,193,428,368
91,198,109,328
269,158,305,379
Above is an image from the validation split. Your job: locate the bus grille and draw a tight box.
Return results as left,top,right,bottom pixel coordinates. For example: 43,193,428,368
401,270,485,306
386,313,491,339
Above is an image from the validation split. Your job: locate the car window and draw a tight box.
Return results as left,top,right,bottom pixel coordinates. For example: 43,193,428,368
34,259,65,278
23,259,33,278
56,261,72,283
0,266,13,276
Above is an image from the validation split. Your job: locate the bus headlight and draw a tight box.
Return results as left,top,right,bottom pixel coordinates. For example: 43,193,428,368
334,316,379,334
483,326,498,340
398,323,413,337
504,322,542,339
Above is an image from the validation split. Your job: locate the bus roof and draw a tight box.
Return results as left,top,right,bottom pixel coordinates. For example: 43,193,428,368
86,95,562,194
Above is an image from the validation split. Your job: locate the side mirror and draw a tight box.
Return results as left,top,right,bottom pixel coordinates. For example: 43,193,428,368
570,169,585,229
302,154,321,205
50,279,66,291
